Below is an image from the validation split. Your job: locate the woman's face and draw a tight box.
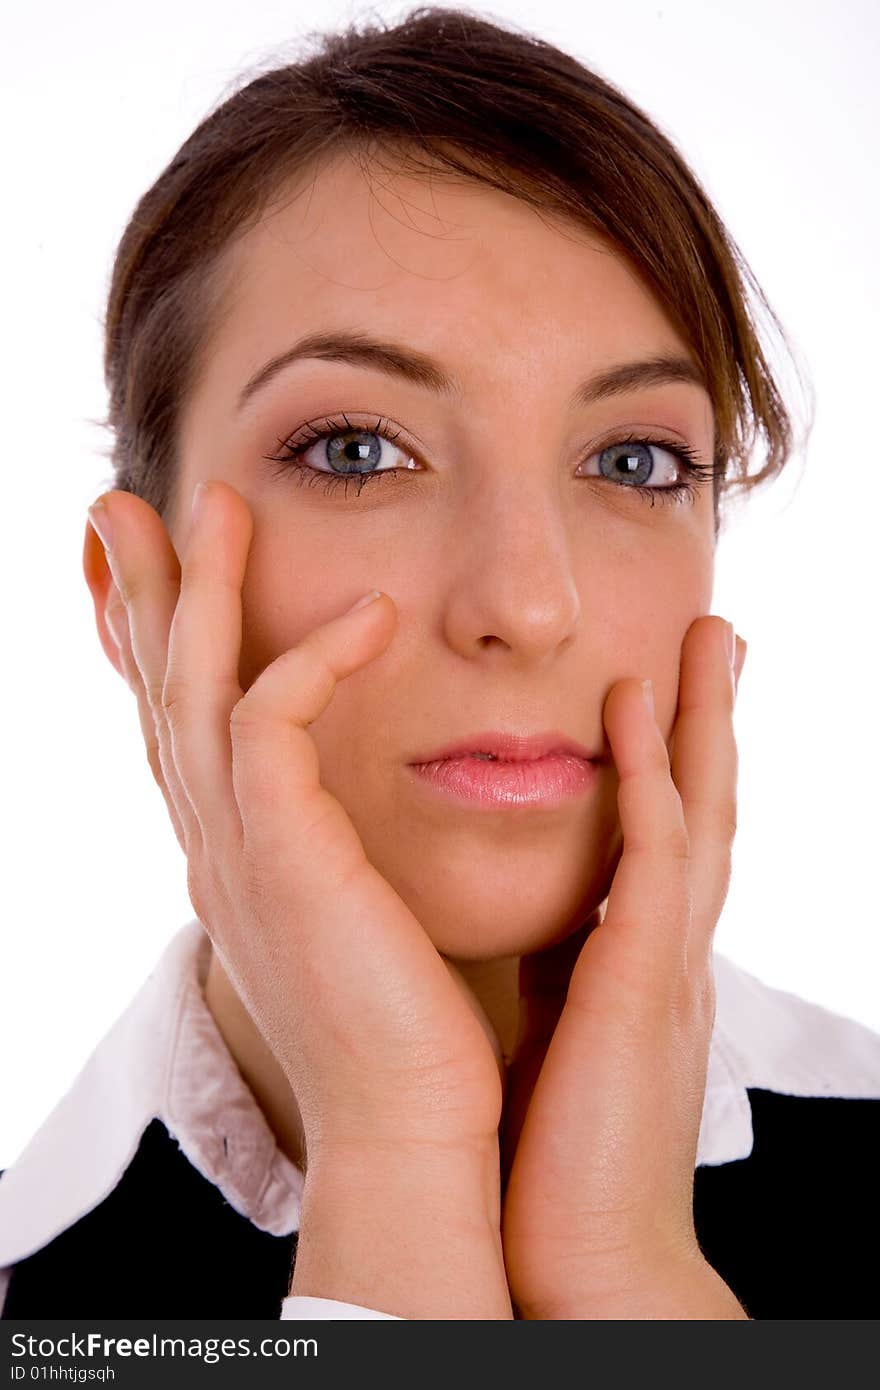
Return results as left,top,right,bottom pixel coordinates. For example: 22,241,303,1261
170,150,716,961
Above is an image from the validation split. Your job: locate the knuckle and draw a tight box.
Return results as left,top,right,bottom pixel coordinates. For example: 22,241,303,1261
144,734,166,788
146,737,177,811
115,644,139,691
112,571,142,608
105,588,127,626
185,848,227,927
237,834,296,912
144,737,188,854
660,820,691,860
229,694,266,735
143,674,166,709
720,800,738,840
238,844,268,903
186,859,212,927
160,675,191,718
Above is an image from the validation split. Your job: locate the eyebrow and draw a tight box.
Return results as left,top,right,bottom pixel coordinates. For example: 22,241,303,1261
236,329,708,412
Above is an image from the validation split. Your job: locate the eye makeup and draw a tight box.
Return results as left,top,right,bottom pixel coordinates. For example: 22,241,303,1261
261,412,717,505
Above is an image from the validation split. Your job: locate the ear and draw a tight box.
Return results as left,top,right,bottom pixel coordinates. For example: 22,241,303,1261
82,514,128,685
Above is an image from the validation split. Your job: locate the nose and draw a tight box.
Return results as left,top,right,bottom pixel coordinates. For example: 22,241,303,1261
441,480,583,665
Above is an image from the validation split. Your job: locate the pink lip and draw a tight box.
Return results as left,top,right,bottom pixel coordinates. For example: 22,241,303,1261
409,730,599,763
408,751,598,809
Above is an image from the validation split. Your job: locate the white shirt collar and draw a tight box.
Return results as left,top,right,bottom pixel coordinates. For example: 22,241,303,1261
1,917,879,1273
699,943,880,1161
0,920,302,1272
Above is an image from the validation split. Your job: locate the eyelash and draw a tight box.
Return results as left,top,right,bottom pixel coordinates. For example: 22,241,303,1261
261,413,717,505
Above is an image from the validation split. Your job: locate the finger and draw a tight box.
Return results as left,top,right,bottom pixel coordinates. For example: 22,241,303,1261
103,575,187,855
567,674,691,1015
229,580,395,903
161,481,252,861
89,492,198,852
733,635,747,697
669,616,740,956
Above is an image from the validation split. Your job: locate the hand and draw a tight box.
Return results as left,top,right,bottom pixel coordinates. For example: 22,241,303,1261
85,481,506,1165
500,615,748,1319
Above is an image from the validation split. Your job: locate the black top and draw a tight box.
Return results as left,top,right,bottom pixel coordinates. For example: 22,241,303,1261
3,1090,878,1319
2,919,879,1320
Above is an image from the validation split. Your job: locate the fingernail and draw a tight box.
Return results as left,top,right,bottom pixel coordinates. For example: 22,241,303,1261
640,678,655,717
191,481,209,523
87,500,114,553
733,636,747,693
346,588,383,614
724,620,736,668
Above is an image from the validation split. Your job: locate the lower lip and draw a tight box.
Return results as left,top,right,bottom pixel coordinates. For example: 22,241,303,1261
408,753,598,808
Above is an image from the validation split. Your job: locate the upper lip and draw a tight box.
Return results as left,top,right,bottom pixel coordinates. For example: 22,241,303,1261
410,731,600,764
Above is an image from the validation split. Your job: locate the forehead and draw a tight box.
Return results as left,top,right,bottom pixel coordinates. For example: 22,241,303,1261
208,149,694,389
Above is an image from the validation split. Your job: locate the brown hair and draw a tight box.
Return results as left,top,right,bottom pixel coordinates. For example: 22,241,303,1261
97,4,812,537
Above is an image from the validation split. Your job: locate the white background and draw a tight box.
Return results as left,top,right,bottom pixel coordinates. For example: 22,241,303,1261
2,0,878,1168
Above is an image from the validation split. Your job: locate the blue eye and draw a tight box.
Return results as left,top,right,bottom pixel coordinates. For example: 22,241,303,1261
586,436,710,505
263,414,415,499
262,416,716,505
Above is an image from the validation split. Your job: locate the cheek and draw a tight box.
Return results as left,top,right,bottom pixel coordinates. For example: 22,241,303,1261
645,555,714,739
234,527,409,807
235,524,383,690
596,539,713,736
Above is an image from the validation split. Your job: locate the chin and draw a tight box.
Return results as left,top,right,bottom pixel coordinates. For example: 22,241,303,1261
429,914,596,963
385,859,615,962
348,792,623,961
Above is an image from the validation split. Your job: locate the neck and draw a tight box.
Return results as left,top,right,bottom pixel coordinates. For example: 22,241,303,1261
202,946,520,1175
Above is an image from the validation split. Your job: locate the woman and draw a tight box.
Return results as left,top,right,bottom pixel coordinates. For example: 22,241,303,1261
1,6,877,1319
